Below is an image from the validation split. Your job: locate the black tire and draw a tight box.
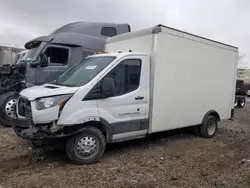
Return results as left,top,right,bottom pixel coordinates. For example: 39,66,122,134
0,114,6,127
234,98,238,108
237,97,245,108
200,116,218,138
66,126,106,165
0,92,19,127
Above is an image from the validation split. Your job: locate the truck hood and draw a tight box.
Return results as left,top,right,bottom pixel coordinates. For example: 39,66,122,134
19,84,79,100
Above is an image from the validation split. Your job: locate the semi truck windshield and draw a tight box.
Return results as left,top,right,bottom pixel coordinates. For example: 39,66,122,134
53,56,116,87
22,44,40,61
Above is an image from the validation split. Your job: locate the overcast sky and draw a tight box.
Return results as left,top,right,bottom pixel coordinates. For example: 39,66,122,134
0,0,249,67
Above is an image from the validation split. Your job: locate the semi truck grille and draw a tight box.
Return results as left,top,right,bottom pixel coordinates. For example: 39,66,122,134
18,97,32,119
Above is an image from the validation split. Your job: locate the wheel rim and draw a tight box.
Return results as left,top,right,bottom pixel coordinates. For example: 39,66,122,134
5,98,17,119
241,100,245,107
234,101,238,107
207,120,216,135
75,136,99,159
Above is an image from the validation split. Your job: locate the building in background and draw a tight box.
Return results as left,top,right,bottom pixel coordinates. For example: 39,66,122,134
0,46,24,66
237,68,250,84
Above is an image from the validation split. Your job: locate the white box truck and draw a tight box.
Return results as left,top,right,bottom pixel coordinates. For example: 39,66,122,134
13,25,238,164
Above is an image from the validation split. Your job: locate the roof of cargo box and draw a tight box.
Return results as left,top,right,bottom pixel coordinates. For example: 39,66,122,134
106,24,238,50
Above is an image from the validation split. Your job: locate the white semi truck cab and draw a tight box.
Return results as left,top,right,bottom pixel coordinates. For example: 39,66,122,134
13,25,238,164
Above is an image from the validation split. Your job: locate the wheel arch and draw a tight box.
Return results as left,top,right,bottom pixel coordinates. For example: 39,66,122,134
0,91,19,106
82,120,111,141
66,118,112,141
201,110,220,124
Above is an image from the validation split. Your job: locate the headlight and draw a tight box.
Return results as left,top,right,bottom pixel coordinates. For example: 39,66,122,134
35,94,72,110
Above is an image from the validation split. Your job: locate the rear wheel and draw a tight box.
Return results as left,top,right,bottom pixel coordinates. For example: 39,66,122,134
200,116,218,138
0,92,19,127
66,126,106,165
238,97,245,108
234,98,238,108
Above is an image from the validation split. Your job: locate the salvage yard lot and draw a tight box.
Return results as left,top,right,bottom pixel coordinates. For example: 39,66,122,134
1,105,250,188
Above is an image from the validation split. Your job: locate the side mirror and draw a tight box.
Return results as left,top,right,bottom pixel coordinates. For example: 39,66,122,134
101,78,116,98
38,53,49,67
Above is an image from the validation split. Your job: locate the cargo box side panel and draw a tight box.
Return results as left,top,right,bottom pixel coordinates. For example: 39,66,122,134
150,30,237,133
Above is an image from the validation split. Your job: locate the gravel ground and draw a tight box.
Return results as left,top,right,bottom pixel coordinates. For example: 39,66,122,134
1,104,250,188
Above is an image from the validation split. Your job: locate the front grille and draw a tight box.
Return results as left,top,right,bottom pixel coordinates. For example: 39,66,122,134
18,97,32,119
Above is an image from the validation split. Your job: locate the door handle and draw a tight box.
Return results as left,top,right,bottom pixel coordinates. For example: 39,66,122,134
135,96,144,100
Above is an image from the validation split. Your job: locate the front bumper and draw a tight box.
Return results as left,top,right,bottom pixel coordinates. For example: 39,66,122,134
12,97,64,140
12,118,85,140
12,118,62,140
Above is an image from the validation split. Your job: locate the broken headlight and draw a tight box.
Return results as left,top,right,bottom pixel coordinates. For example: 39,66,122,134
35,94,72,110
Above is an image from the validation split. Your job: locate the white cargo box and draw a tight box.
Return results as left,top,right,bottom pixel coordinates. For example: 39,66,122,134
106,25,238,133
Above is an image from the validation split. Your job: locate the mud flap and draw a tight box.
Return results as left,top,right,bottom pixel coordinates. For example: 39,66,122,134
230,109,234,120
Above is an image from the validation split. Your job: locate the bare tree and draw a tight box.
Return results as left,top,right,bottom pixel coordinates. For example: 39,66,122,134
236,53,246,82
238,53,246,68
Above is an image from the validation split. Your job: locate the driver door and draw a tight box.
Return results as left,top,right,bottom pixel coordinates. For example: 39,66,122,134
36,45,71,84
97,55,150,140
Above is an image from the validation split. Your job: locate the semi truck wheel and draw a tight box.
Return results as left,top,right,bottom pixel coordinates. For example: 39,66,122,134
234,98,238,108
66,126,106,165
0,92,19,127
200,116,218,138
0,116,6,127
238,98,245,108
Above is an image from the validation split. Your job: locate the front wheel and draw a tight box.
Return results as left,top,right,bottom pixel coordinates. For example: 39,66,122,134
66,126,106,165
0,92,19,127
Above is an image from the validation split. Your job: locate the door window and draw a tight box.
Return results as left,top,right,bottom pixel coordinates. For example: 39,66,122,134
84,59,142,100
44,47,69,66
105,59,141,96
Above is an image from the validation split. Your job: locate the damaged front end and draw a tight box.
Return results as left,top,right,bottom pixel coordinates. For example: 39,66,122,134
13,118,88,141
12,95,77,141
13,119,63,140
